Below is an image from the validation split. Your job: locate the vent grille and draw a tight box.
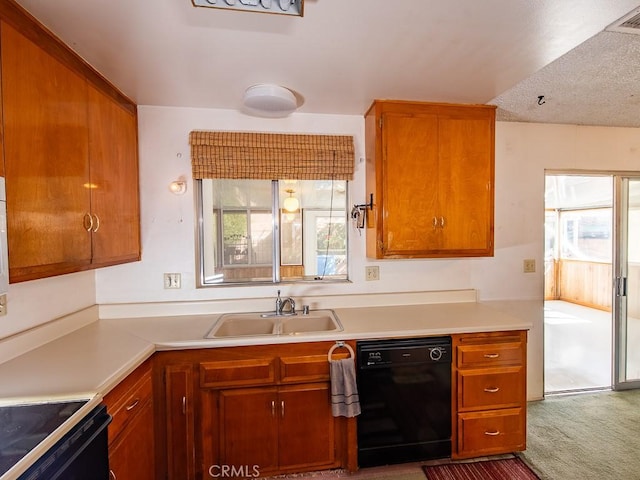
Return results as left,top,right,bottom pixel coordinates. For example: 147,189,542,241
607,9,640,34
620,12,640,29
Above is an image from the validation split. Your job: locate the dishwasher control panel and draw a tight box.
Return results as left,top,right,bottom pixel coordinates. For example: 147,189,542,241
357,336,451,368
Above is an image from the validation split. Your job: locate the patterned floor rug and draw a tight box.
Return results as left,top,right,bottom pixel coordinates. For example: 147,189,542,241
422,457,540,480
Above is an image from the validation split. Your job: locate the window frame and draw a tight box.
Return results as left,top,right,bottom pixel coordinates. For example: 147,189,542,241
195,179,350,287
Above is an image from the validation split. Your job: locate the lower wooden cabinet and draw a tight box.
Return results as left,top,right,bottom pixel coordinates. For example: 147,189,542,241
153,342,356,479
452,331,527,459
164,363,196,480
213,383,336,477
103,359,155,480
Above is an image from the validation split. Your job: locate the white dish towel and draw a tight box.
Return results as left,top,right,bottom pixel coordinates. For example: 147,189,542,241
330,357,361,418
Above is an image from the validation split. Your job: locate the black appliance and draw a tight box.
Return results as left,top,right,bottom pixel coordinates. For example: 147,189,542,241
356,336,452,468
0,400,111,480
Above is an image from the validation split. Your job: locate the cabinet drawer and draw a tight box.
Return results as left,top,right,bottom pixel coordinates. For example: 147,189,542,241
458,367,524,410
457,341,523,368
105,368,153,444
279,353,349,383
457,408,525,457
200,358,276,388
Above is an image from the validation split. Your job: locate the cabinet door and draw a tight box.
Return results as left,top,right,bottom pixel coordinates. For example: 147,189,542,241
277,383,336,470
381,112,440,255
165,364,196,480
1,21,92,282
438,111,494,255
87,85,141,266
219,387,279,475
109,399,155,480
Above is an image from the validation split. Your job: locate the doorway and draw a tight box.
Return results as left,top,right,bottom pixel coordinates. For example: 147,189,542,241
544,173,640,394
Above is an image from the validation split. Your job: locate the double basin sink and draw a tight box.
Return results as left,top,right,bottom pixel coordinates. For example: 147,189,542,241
205,309,343,338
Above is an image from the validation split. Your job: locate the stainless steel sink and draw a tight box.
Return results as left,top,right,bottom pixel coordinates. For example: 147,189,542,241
205,309,343,338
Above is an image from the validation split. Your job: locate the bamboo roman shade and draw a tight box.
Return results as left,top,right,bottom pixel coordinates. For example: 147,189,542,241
189,131,355,180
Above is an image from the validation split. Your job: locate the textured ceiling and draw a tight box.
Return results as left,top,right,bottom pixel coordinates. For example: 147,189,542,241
491,31,640,127
12,0,640,127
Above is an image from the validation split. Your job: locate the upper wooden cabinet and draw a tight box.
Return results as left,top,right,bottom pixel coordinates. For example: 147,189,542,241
0,5,140,283
87,84,140,267
365,100,496,259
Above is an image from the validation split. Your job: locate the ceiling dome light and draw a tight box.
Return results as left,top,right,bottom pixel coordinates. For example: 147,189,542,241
242,84,298,118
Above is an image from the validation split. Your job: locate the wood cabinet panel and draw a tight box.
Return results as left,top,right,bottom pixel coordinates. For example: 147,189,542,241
457,408,525,456
0,7,140,283
365,100,495,259
108,398,155,480
437,111,493,252
104,362,153,444
457,341,524,369
457,367,524,411
165,363,196,480
279,353,348,383
157,342,356,478
277,383,336,470
200,358,276,388
452,330,527,459
1,21,92,280
87,84,140,266
379,112,440,255
103,360,154,480
219,387,279,474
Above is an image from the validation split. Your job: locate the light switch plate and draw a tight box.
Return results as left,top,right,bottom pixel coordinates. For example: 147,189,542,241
365,266,380,281
523,259,536,273
164,273,182,289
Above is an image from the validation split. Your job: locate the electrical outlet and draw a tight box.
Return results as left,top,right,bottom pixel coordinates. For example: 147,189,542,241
523,259,536,273
365,266,380,281
0,294,6,316
164,273,182,289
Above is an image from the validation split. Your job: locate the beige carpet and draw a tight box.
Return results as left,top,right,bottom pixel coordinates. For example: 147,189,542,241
519,389,640,479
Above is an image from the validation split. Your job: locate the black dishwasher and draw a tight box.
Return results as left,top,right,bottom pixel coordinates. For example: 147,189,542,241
356,336,452,467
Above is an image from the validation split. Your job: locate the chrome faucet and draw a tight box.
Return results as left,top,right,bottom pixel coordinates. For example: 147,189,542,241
275,290,296,315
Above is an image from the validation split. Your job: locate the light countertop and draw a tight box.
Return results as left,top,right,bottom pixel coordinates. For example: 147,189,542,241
0,299,534,480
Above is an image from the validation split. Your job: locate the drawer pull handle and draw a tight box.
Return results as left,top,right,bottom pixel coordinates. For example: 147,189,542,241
484,387,500,393
125,398,140,411
271,400,276,417
182,396,186,415
109,470,117,480
484,430,501,436
484,353,500,359
281,400,285,417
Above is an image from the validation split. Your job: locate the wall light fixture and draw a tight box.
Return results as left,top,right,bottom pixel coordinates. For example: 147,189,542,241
169,179,187,195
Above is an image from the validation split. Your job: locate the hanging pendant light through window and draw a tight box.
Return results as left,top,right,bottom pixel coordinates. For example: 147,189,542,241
283,189,299,212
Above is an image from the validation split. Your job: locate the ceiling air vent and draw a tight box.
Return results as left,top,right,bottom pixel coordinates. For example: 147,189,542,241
606,8,640,34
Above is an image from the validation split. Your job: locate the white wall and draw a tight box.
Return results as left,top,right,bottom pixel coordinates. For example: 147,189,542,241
96,106,548,304
0,271,95,340
0,104,630,401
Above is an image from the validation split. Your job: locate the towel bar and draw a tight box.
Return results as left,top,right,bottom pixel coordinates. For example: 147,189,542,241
327,341,355,361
